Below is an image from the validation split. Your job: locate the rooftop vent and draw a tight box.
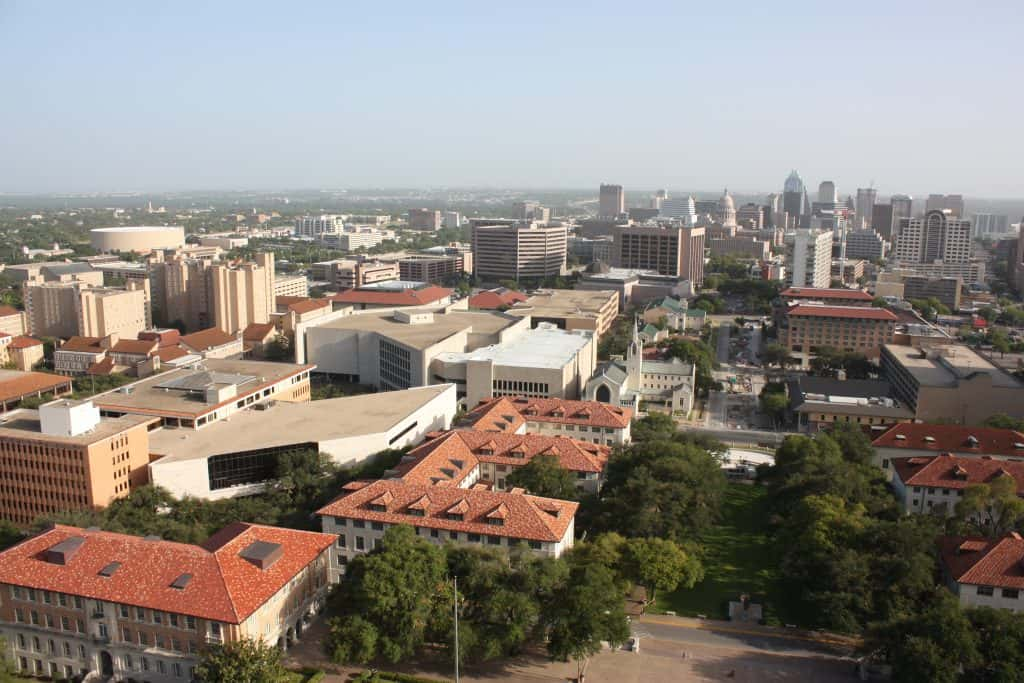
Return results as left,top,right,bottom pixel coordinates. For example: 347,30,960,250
966,435,980,447
44,537,85,565
170,573,193,590
923,436,936,443
239,540,283,570
895,434,907,441
98,561,122,577
1014,443,1024,449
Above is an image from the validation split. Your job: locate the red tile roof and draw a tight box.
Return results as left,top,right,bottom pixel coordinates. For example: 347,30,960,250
242,323,276,342
463,396,632,431
329,285,452,307
787,304,898,321
873,424,1024,456
287,298,331,315
138,329,181,347
469,288,529,310
0,372,72,404
275,295,307,308
7,335,42,350
180,327,239,351
110,339,159,356
893,453,1024,493
780,287,874,301
155,345,189,363
0,523,334,623
317,479,576,543
58,336,104,353
939,533,1024,590
0,305,21,317
85,357,116,376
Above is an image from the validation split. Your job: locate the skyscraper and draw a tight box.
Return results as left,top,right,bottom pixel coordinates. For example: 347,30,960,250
659,196,697,225
856,188,877,230
787,230,833,288
872,203,895,241
891,194,913,235
599,184,625,218
972,213,1011,237
783,170,805,229
818,181,838,206
894,210,972,265
924,194,965,218
613,224,705,285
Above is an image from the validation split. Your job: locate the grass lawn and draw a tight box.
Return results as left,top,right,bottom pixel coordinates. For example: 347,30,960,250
653,482,792,625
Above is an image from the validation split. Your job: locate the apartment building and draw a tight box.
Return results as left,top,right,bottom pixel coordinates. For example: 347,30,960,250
472,222,567,282
786,230,833,288
0,399,155,527
77,286,147,340
880,344,1024,424
294,214,343,237
272,274,309,299
779,304,897,356
397,254,465,284
148,257,212,332
939,533,1024,613
209,253,274,334
0,522,334,680
5,262,104,287
894,210,972,265
502,289,619,339
458,395,633,445
892,454,1024,516
612,224,705,286
407,209,442,231
310,259,399,290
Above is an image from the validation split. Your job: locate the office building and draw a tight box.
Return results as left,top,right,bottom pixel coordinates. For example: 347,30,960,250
23,283,146,340
310,259,399,290
778,303,897,358
783,170,805,229
902,275,962,311
294,215,344,237
576,267,693,310
397,254,465,284
501,289,619,339
818,181,838,206
786,230,833,288
891,194,913,229
567,236,615,265
659,196,697,224
430,323,596,407
856,188,877,229
871,204,895,240
472,222,567,282
972,213,1011,237
894,210,972,265
598,184,625,218
844,229,887,261
0,307,25,337
90,359,313,429
458,395,632,446
209,253,274,334
272,274,309,299
880,344,1024,424
0,400,154,526
325,231,386,251
613,224,705,286
788,376,912,433
0,523,334,680
148,384,457,500
735,203,764,229
442,211,461,229
513,202,550,223
925,194,965,217
585,321,695,415
407,208,442,231
707,237,770,259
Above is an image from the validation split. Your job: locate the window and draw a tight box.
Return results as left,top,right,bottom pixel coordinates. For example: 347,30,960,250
157,660,166,674
430,529,439,538
98,624,109,640
122,627,131,642
355,536,365,551
1003,588,1020,599
977,586,995,596
449,531,458,540
16,634,24,649
153,611,163,625
142,657,150,672
186,615,196,631
172,638,182,652
124,654,134,671
487,536,501,546
174,662,183,677
138,632,149,646
334,517,347,527
119,604,129,618
62,642,70,657
467,534,480,543
74,597,84,610
14,608,23,623
61,616,70,631
353,519,365,528
155,635,164,650
371,522,384,531
136,607,146,621
337,535,346,548
30,611,39,626
170,613,179,628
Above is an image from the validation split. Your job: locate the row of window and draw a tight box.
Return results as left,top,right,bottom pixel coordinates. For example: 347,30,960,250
976,585,1019,599
335,528,545,553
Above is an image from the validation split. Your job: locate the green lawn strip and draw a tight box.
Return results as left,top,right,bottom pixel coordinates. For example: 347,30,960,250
653,483,792,625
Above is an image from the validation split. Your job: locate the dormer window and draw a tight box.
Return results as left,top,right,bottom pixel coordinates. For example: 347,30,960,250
369,503,387,513
407,508,425,517
511,450,525,459
486,518,504,526
446,513,464,521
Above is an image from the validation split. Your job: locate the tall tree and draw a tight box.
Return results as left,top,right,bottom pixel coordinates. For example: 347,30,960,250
621,537,703,606
504,455,578,500
964,607,1024,683
955,474,1024,537
195,638,287,683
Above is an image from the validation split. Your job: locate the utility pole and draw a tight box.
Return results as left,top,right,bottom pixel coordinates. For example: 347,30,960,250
453,576,460,683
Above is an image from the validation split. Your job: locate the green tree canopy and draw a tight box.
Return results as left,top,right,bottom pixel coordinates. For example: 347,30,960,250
504,454,579,500
954,474,1024,537
621,537,703,605
194,638,287,683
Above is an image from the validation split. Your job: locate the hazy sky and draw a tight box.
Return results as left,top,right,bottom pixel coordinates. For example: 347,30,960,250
2,1,1023,197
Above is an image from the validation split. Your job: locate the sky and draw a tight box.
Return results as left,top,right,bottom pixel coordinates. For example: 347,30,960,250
1,1,1023,197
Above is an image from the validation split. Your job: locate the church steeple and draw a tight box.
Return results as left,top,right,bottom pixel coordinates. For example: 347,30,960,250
626,316,643,391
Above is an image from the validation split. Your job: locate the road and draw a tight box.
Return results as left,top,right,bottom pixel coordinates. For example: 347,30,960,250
716,322,731,364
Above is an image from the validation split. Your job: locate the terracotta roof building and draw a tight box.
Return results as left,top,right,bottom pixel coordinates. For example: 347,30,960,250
468,288,529,310
939,533,1024,613
872,424,1024,475
329,284,453,310
53,337,106,376
779,303,897,361
179,327,242,360
0,370,72,412
0,305,26,337
778,287,874,305
4,336,44,372
892,453,1024,515
0,522,334,680
459,395,632,445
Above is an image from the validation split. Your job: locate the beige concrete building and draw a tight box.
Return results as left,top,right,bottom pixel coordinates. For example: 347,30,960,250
4,262,103,287
613,224,705,286
77,286,147,340
310,259,398,290
503,289,619,339
880,344,1024,424
0,307,26,337
0,522,333,681
90,225,185,253
272,274,309,299
0,399,156,526
148,257,212,331
4,336,44,372
779,303,897,358
23,283,82,338
707,236,770,259
208,253,274,334
472,222,567,283
407,208,442,231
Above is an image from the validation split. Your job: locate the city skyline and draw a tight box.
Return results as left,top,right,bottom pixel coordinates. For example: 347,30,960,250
1,1,1022,197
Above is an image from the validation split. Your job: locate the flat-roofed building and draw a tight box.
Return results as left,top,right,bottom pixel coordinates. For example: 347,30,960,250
149,384,457,500
707,236,770,259
397,254,464,284
90,359,313,429
613,224,705,285
845,229,887,261
310,259,399,290
209,253,274,334
458,395,632,446
0,400,155,526
902,275,962,311
0,371,72,412
576,266,694,310
502,289,618,340
0,306,26,337
472,222,567,282
779,303,897,358
786,230,833,288
431,322,596,407
5,262,104,287
77,286,147,341
0,522,334,680
273,274,309,299
939,533,1024,613
788,376,913,433
407,208,442,231
880,344,1024,424
301,307,528,386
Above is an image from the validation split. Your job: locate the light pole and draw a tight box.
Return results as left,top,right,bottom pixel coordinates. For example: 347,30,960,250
453,576,460,683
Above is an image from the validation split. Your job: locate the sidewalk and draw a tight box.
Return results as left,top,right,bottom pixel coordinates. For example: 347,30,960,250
638,613,860,650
